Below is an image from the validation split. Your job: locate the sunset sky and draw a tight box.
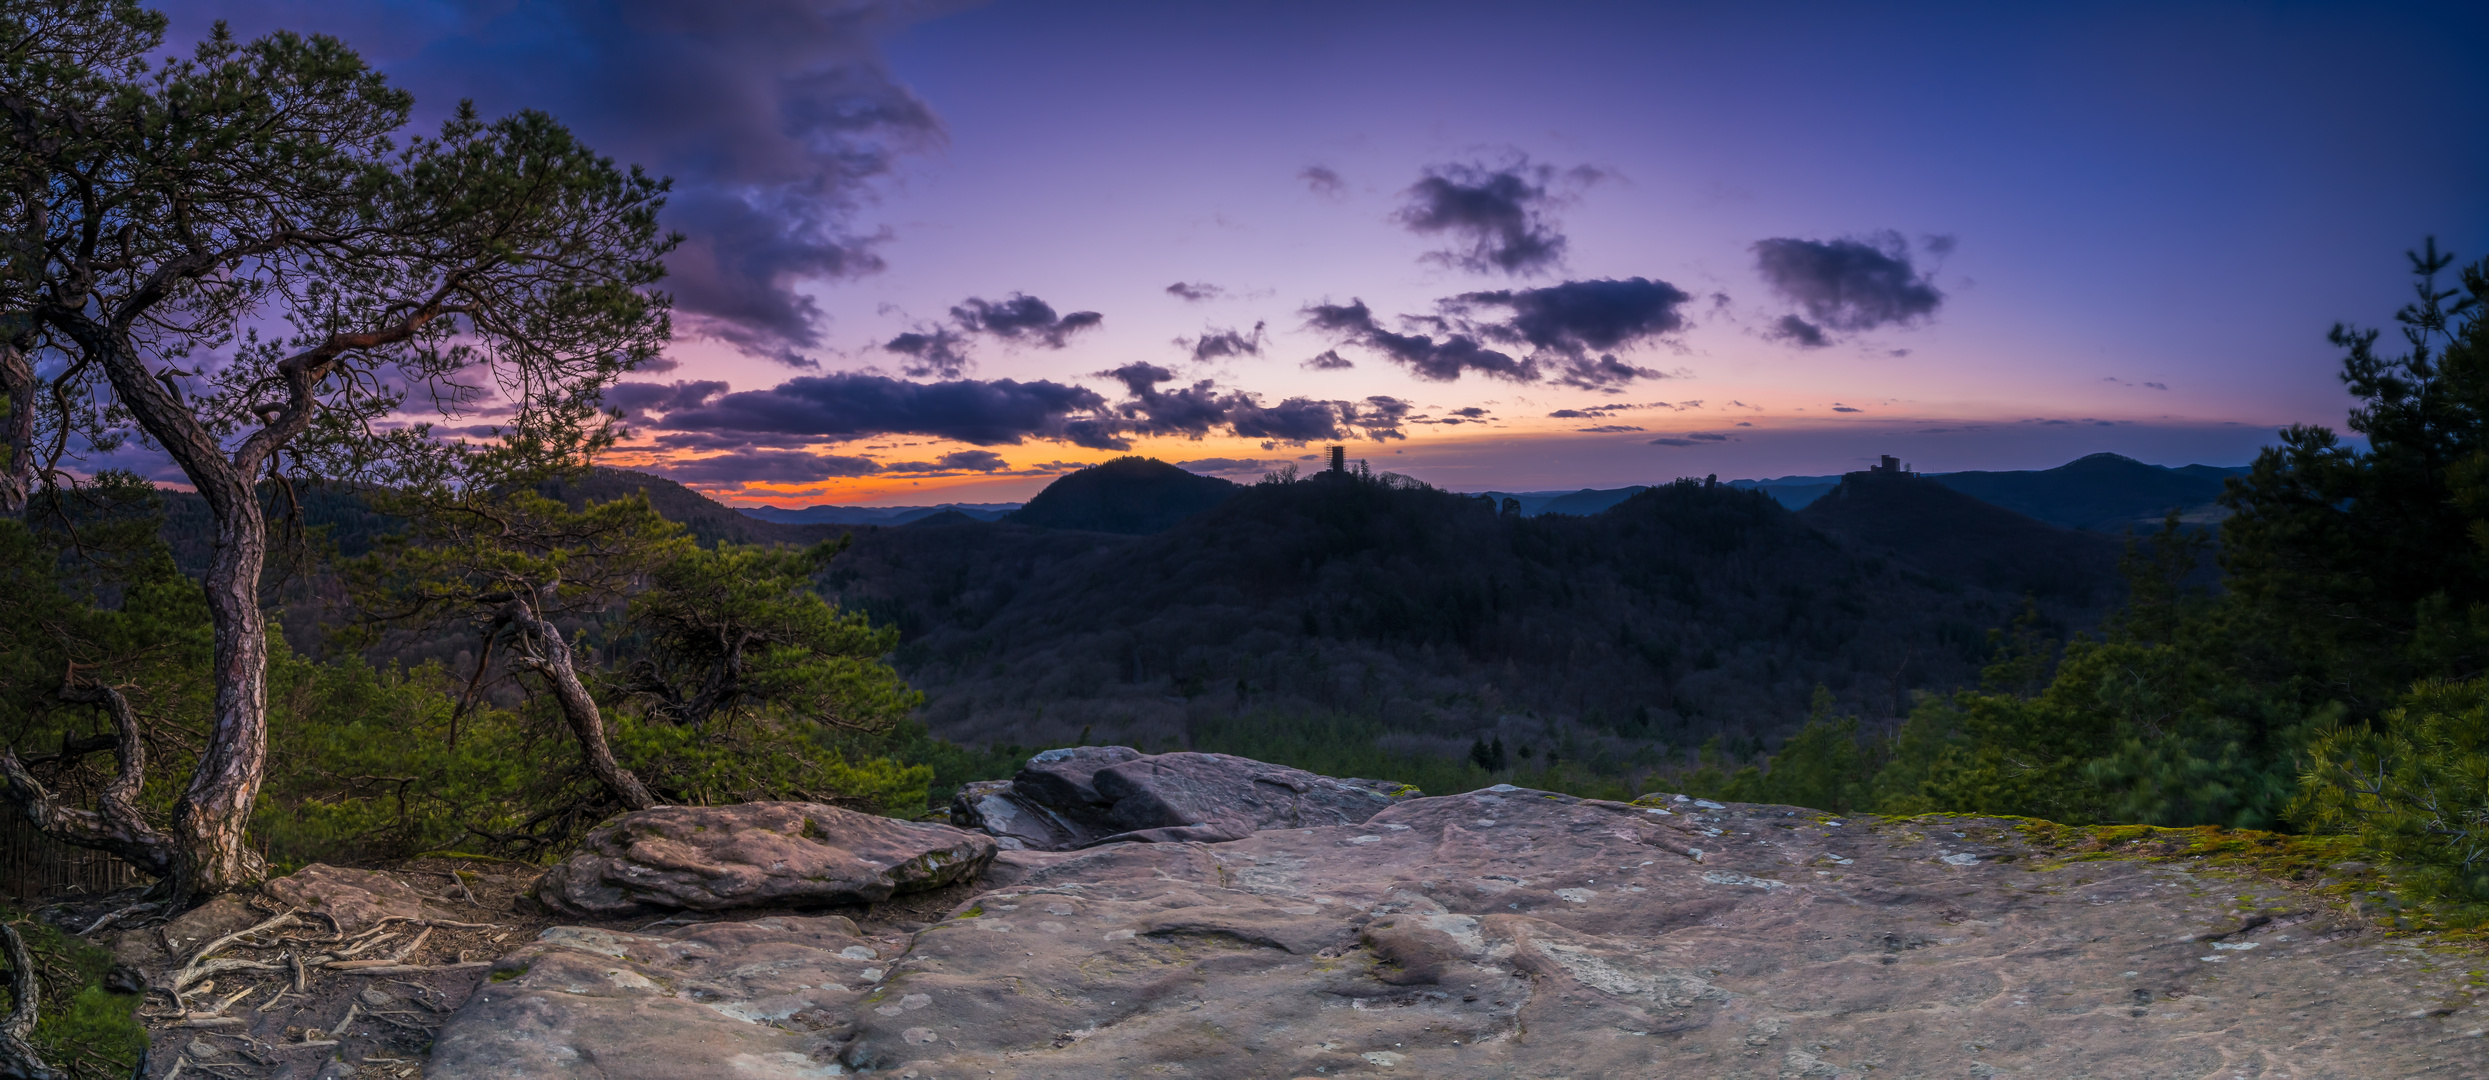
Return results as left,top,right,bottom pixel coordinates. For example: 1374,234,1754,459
161,0,2489,505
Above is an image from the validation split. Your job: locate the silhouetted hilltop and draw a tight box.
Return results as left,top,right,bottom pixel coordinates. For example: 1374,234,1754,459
1798,470,2124,608
1928,452,2244,532
1005,456,1240,534
901,509,982,528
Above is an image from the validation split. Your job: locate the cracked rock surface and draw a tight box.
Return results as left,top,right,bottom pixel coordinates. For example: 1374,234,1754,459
436,783,2489,1078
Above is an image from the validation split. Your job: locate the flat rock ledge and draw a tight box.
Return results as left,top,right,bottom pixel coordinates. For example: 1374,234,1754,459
950,746,1416,850
438,780,2488,1078
536,801,998,918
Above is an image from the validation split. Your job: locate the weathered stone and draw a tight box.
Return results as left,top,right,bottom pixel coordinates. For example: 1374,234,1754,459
951,746,1414,850
428,916,889,1080
534,802,997,917
262,863,427,932
443,781,2489,1078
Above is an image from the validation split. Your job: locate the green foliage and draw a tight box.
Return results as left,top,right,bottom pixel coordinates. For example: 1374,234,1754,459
621,536,920,734
4,909,147,1079
2296,679,2489,903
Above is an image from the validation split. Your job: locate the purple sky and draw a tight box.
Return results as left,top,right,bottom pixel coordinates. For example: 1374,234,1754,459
147,0,2489,503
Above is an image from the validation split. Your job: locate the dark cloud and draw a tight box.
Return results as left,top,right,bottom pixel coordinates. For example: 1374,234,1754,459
1752,232,1946,338
1166,282,1224,302
950,293,1104,347
1453,278,1694,354
1392,156,1601,276
1308,279,1690,388
1649,431,1734,447
1302,299,1533,382
247,0,962,366
883,292,1101,376
1577,425,1643,433
1299,165,1346,198
656,373,1119,449
1182,322,1268,362
882,326,971,378
1765,314,1829,349
650,449,882,484
1451,407,1489,418
603,379,729,424
882,450,1009,473
1831,406,1863,413
2144,381,2169,391
1098,363,1407,444
1301,349,1354,371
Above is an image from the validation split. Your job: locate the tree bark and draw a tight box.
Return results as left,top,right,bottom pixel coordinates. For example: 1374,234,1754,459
507,606,658,811
0,331,33,519
0,682,176,878
51,324,280,905
0,921,58,1080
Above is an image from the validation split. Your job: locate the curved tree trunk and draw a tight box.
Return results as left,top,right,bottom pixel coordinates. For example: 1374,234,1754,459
508,607,659,812
171,475,273,900
62,327,277,905
0,922,58,1080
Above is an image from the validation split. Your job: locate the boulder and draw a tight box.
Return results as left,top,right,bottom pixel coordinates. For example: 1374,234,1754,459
950,746,1414,850
439,779,2489,1078
535,802,997,918
262,863,428,932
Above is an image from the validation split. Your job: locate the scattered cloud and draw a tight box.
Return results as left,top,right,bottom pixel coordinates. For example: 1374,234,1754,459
1391,155,1602,276
1303,298,1533,382
1098,362,1408,444
1831,405,1863,413
604,379,728,425
1299,165,1347,198
883,291,1103,376
1301,349,1354,371
652,372,1120,449
1451,277,1695,386
1181,322,1269,362
1304,280,1691,387
950,293,1104,347
1764,314,1829,349
649,448,882,484
1752,231,1947,343
1165,281,1224,302
1576,425,1643,433
881,450,1010,473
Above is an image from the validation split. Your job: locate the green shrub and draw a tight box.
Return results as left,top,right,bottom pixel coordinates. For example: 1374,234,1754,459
2295,678,2489,904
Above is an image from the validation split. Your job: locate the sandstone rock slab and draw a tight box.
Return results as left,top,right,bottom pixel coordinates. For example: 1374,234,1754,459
951,746,1413,850
262,863,427,932
446,782,2489,1077
535,802,997,918
428,915,892,1079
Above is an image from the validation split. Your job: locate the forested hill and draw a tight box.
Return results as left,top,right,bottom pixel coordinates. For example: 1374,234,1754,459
1797,471,2125,611
820,472,2102,760
145,462,2121,762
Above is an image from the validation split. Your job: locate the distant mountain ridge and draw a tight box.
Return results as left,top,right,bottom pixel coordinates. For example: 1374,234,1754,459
1926,452,2246,531
1730,453,2249,527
